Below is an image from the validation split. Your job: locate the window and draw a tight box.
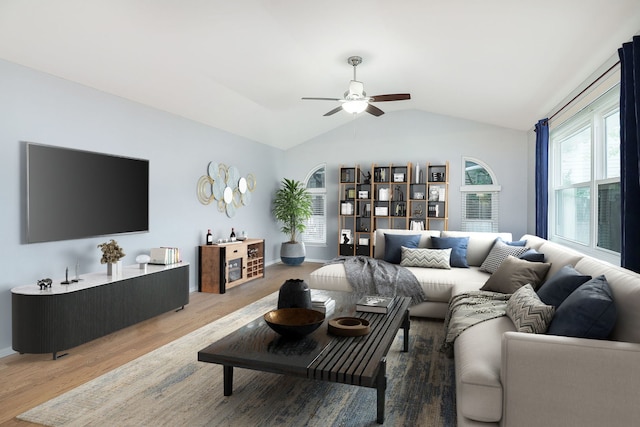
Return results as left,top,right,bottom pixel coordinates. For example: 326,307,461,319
550,86,620,257
301,164,326,245
460,158,501,232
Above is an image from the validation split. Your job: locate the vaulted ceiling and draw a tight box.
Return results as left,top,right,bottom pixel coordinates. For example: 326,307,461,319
1,1,639,149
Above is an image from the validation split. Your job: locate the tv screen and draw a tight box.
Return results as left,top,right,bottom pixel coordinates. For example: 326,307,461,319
26,143,149,243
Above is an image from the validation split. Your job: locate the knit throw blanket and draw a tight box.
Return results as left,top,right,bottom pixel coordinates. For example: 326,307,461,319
327,256,427,306
441,290,511,358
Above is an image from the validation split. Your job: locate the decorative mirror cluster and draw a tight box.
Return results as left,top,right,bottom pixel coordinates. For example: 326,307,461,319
197,162,256,217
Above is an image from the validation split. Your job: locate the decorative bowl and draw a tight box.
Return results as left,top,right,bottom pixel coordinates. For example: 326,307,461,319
263,308,325,339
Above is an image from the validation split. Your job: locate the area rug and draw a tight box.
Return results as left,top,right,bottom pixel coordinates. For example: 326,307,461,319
18,292,456,426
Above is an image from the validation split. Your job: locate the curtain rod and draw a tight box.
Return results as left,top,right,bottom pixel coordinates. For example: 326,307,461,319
548,60,620,122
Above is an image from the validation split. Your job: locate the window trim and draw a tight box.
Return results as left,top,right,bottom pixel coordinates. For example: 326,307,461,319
301,163,327,246
549,85,620,264
460,157,501,232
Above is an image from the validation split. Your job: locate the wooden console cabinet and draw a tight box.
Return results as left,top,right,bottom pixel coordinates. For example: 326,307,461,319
11,263,189,359
199,238,265,293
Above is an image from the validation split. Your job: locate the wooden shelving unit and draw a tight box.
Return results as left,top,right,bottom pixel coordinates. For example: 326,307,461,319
338,161,449,256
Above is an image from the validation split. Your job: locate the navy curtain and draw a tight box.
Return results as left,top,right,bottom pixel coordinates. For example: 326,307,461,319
619,36,640,273
535,119,549,239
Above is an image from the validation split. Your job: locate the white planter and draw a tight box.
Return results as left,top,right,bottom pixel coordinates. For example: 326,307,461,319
107,260,123,277
280,242,306,266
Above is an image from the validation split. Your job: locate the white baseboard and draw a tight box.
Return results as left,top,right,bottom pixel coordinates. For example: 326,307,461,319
0,346,16,358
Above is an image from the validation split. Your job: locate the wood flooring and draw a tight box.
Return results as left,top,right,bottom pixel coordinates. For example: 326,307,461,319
0,262,321,427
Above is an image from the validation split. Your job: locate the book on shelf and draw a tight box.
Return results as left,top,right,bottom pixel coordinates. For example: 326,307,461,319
356,296,395,314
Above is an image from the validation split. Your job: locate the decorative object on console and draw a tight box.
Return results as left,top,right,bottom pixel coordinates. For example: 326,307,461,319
61,267,72,285
37,278,52,290
98,239,125,277
196,162,256,218
277,279,312,309
135,254,151,272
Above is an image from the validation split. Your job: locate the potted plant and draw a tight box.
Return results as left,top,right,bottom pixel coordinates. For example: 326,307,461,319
273,178,313,265
98,239,126,276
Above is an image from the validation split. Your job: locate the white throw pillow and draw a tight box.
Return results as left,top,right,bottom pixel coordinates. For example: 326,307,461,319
400,247,451,269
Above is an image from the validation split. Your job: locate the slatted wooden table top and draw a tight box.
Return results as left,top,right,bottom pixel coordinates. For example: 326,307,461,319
198,290,411,387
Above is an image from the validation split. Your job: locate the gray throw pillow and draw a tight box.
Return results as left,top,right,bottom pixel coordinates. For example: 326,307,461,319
481,255,551,294
506,284,555,334
480,239,529,273
400,247,451,269
547,275,617,339
536,265,592,307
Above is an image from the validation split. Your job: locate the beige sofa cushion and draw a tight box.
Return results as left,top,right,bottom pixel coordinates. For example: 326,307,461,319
455,316,516,422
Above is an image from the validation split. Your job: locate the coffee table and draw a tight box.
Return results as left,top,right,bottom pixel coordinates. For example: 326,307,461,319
198,290,411,424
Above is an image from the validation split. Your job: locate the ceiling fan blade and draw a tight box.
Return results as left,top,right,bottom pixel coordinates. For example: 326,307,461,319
302,97,342,101
324,106,344,116
369,94,411,102
366,104,385,117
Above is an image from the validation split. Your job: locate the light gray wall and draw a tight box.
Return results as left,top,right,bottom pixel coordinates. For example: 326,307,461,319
284,110,531,262
0,59,285,356
0,58,535,357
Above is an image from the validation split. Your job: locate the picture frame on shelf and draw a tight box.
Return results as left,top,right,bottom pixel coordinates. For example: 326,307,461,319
428,187,439,201
375,206,388,216
341,202,354,215
393,173,405,182
340,229,352,244
358,190,369,199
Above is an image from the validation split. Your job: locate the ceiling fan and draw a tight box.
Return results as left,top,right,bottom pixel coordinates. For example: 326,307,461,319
302,56,411,117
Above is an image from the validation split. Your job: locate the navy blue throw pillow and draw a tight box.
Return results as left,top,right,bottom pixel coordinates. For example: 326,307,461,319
384,233,420,264
547,275,617,339
519,248,545,263
537,265,592,307
431,236,470,268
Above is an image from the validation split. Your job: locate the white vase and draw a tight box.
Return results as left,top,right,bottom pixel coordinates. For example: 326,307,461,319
107,260,123,277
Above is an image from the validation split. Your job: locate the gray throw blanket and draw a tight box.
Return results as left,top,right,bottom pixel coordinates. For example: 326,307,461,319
441,290,511,358
327,256,427,306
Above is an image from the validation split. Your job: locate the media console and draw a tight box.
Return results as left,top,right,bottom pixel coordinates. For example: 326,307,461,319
11,263,189,359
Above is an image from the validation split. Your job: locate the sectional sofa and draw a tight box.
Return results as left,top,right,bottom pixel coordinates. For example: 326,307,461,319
309,229,640,427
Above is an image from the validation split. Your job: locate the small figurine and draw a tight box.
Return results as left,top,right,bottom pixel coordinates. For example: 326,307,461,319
37,278,52,290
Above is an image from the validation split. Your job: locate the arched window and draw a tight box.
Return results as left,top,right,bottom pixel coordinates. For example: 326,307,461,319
302,164,326,245
460,158,501,232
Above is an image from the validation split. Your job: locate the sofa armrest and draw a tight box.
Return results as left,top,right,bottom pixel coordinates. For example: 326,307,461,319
501,331,640,427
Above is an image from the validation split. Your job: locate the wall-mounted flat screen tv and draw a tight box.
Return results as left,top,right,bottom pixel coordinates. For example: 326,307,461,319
26,143,149,243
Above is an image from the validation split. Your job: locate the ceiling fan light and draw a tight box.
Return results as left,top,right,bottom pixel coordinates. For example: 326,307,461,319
342,100,368,114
